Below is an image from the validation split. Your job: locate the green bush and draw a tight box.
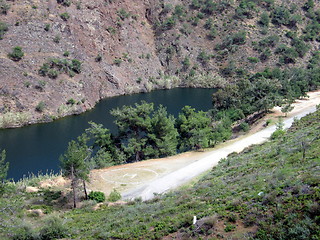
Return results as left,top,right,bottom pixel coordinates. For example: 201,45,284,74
57,0,71,7
113,58,122,66
39,215,68,240
239,122,250,132
88,191,106,203
107,189,121,202
0,21,8,40
44,23,50,31
60,12,70,21
66,98,76,105
0,0,10,15
35,101,46,112
259,12,270,27
247,57,259,63
8,46,24,61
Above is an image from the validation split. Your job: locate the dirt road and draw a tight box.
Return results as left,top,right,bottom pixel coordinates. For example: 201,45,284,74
88,91,320,201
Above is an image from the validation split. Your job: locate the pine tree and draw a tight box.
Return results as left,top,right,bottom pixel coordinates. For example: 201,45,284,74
0,150,9,194
111,101,153,162
147,105,178,158
59,139,91,208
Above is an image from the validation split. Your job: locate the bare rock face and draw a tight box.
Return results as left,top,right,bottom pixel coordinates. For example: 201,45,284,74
0,0,318,128
0,0,164,128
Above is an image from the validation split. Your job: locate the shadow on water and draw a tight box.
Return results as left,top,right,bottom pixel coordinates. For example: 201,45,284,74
0,88,215,180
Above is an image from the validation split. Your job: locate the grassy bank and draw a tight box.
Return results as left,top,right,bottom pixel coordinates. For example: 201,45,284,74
1,107,319,239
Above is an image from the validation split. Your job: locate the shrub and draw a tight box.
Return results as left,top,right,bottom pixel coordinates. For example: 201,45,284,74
117,8,130,20
63,51,69,57
113,58,122,66
39,58,82,78
53,35,61,43
108,189,121,202
60,12,70,21
47,69,59,79
88,191,106,203
36,101,46,112
57,0,71,7
0,21,8,40
66,98,76,105
39,215,68,240
247,57,259,63
239,122,250,132
259,12,270,27
95,54,102,62
0,0,10,15
8,46,24,61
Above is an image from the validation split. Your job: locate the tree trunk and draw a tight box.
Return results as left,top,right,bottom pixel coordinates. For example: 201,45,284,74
83,180,88,200
71,165,77,208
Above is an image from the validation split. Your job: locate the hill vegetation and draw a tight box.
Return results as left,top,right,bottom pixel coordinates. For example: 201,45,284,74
0,107,319,239
0,0,319,127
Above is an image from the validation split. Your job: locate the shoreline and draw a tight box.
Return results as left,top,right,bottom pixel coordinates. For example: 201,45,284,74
88,90,320,200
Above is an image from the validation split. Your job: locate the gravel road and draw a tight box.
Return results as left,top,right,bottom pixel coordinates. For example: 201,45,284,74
122,102,319,201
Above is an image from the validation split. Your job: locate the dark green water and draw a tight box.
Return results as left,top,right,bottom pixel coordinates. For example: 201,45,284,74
0,88,215,180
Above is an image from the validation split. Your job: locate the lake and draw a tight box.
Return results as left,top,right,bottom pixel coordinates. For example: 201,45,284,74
0,88,215,180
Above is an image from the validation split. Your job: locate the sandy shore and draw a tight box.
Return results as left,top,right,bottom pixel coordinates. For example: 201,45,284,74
88,90,320,200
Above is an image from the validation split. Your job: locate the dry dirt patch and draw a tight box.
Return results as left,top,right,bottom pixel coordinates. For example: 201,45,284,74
88,90,320,198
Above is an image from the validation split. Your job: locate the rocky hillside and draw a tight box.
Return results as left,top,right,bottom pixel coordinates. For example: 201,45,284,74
0,0,319,127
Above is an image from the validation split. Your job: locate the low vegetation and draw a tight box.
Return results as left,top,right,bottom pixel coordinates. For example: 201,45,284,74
0,107,319,239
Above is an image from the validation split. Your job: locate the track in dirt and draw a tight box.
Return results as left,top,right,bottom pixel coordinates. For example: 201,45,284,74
89,91,320,201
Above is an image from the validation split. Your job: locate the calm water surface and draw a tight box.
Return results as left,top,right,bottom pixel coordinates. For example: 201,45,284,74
0,88,215,180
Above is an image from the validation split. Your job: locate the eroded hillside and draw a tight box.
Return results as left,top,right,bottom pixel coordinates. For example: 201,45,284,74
0,0,319,127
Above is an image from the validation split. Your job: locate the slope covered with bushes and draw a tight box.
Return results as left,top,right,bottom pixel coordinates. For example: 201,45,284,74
1,107,319,239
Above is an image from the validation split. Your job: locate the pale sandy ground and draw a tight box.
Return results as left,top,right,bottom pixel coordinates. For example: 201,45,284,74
88,90,320,200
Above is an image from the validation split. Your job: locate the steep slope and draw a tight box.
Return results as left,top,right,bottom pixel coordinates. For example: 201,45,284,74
1,100,319,239
0,0,319,127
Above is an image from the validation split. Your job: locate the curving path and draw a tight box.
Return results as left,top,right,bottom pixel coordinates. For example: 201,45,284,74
89,91,320,201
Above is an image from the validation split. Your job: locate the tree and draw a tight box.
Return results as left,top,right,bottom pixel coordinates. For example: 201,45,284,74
59,139,91,208
0,150,9,194
176,106,214,151
111,101,153,162
146,105,178,158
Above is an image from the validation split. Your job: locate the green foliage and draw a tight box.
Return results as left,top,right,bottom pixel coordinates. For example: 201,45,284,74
0,150,8,194
63,51,70,57
0,0,10,15
215,31,246,51
259,12,270,27
88,191,106,203
113,58,122,66
53,35,61,43
8,46,24,61
44,24,50,31
39,215,68,239
107,189,121,202
66,98,76,105
39,58,82,78
61,109,320,239
59,139,91,181
239,122,250,132
235,0,256,19
57,0,71,7
117,8,130,20
247,57,259,63
0,21,8,40
176,106,214,151
60,12,70,21
275,44,298,64
271,6,301,28
35,101,46,112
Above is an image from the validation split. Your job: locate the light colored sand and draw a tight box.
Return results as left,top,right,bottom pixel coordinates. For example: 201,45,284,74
88,90,320,200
